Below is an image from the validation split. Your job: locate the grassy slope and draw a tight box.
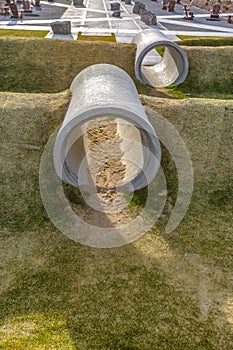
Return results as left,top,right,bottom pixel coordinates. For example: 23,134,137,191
0,92,232,349
0,38,136,93
176,46,233,98
0,39,232,98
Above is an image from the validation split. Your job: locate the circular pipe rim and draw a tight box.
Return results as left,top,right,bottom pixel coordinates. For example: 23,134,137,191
53,106,161,191
135,39,189,87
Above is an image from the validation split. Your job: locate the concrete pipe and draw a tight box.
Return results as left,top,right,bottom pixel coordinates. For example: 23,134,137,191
53,64,161,192
132,29,189,87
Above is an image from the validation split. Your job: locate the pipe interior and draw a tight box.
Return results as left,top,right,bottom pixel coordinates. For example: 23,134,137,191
62,116,152,191
140,45,184,87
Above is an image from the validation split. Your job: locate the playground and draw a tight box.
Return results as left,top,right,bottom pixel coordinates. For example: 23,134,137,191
0,2,233,348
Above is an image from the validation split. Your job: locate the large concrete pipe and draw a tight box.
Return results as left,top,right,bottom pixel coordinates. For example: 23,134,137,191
53,64,161,192
132,29,189,87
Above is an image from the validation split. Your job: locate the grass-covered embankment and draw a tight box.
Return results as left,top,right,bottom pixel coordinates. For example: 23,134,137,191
169,46,233,99
0,38,136,93
0,38,232,98
0,90,232,349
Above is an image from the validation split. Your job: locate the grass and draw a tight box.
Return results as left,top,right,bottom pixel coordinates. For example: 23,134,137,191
155,46,165,56
0,37,232,349
0,37,232,98
0,312,76,349
168,46,233,99
176,36,233,46
164,84,191,99
165,85,233,100
77,32,116,42
0,29,49,38
175,36,233,97
0,92,233,349
0,38,135,93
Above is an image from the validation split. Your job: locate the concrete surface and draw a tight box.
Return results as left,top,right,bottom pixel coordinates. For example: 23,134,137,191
53,64,161,191
0,0,232,42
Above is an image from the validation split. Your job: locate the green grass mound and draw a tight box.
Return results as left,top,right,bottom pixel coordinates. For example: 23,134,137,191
174,46,233,98
177,36,233,46
0,29,49,38
77,32,116,42
0,38,232,97
0,38,135,93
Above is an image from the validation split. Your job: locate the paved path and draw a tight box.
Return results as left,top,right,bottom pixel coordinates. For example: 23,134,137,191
0,0,233,42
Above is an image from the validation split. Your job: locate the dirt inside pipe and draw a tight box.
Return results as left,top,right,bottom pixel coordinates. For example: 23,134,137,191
71,118,140,228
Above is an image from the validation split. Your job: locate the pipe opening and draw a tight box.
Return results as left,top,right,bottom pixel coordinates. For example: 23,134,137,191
61,115,158,192
133,29,189,88
142,45,165,66
139,44,186,87
53,64,161,193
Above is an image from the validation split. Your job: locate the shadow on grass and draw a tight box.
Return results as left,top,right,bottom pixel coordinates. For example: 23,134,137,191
0,215,233,350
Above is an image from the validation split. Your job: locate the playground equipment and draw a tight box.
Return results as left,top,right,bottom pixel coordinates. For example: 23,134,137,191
132,29,189,87
53,64,161,192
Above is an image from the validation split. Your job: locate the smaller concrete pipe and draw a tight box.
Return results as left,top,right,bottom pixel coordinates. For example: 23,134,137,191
53,64,161,192
132,29,189,87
